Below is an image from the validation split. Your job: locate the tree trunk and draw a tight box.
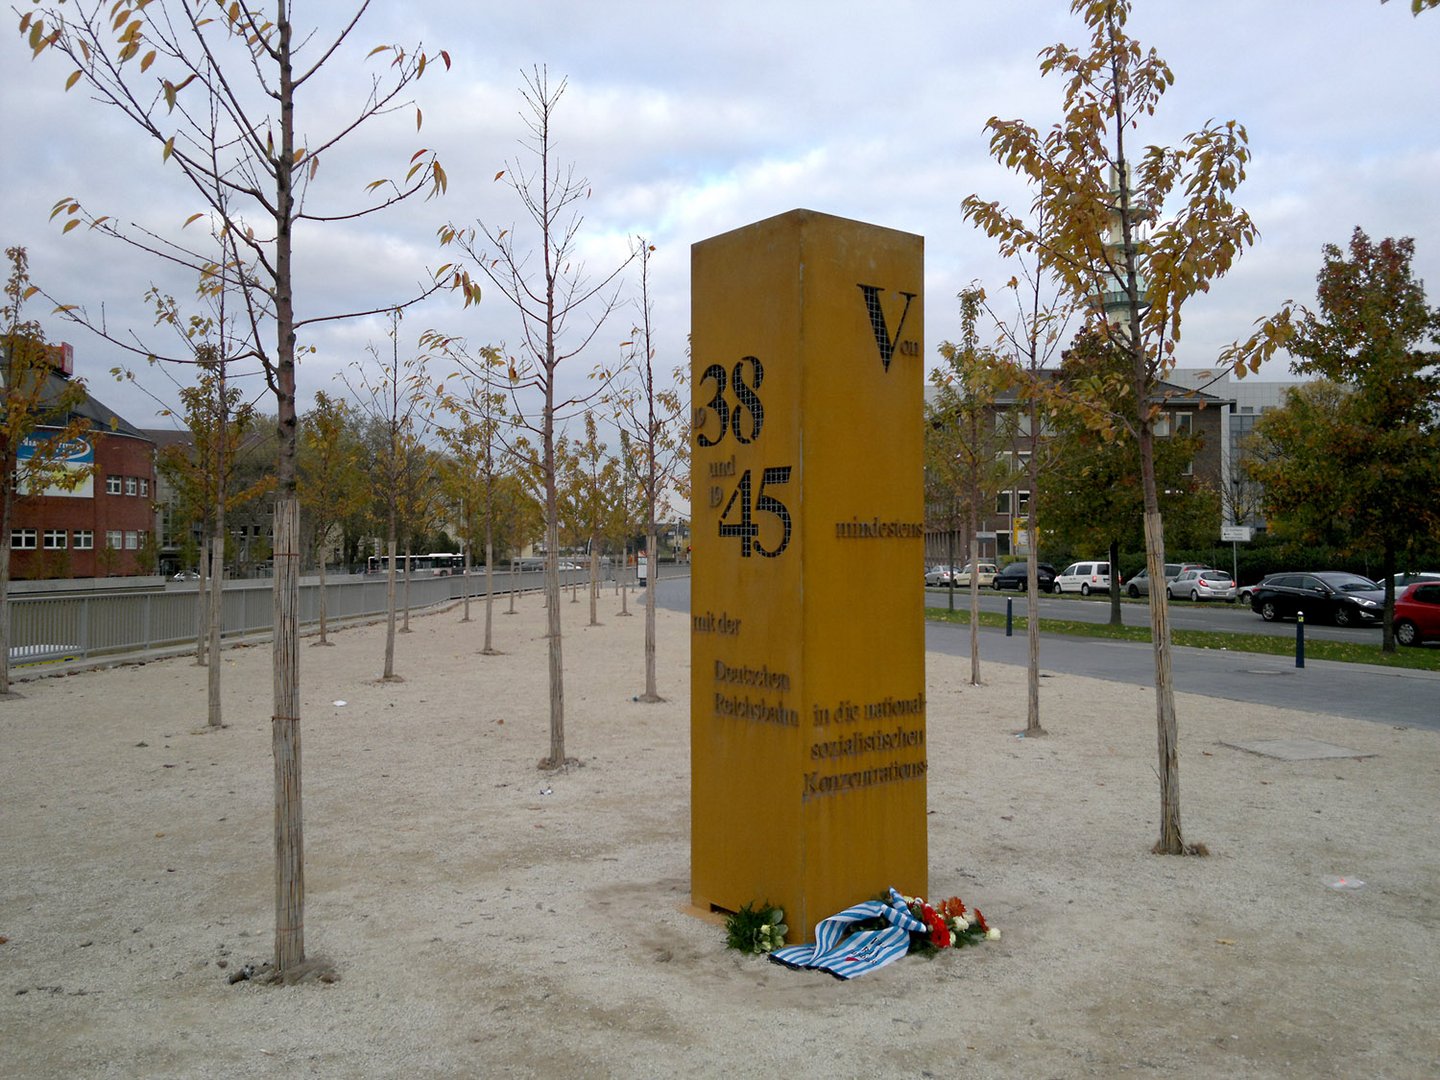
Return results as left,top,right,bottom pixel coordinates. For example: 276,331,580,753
1024,455,1045,736
968,518,981,686
315,539,330,645
641,531,660,701
482,532,496,653
1143,484,1183,853
401,542,412,633
207,521,223,727
1381,540,1397,652
588,544,599,626
945,511,956,613
271,494,304,968
461,542,472,623
195,536,209,666
269,9,306,973
383,536,398,679
1108,537,1122,626
0,488,13,696
543,419,567,768
544,533,566,767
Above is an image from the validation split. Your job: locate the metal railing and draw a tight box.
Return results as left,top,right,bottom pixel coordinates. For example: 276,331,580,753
8,561,688,668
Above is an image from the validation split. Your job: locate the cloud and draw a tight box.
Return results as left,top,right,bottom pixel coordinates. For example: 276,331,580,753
3,0,1437,429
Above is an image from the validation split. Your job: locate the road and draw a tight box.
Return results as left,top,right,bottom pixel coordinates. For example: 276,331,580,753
656,576,1439,732
924,585,1376,643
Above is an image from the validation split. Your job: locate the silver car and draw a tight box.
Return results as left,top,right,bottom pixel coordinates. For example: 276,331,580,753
1168,568,1236,602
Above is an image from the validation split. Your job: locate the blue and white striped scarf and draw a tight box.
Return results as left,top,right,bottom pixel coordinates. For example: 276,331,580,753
770,888,925,980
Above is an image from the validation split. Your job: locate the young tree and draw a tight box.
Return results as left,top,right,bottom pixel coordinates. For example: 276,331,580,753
345,315,439,680
19,0,475,971
600,240,688,699
159,346,273,725
430,340,512,653
299,391,366,645
956,203,1082,737
929,288,1018,683
1247,230,1440,649
558,413,617,628
439,68,633,769
966,0,1260,854
1,247,90,696
1040,325,1217,623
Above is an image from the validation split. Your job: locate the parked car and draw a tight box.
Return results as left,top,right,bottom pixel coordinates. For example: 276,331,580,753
1167,568,1236,602
1393,581,1440,646
1249,572,1385,627
1123,563,1193,598
171,570,200,581
952,562,999,588
1237,573,1293,605
992,561,1058,593
924,565,963,588
1054,561,1111,596
1393,571,1440,587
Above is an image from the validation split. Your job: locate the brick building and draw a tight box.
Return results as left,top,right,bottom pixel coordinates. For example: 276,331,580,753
8,343,158,579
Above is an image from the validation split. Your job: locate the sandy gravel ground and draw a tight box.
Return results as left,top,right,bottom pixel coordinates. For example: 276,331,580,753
2,586,1437,1079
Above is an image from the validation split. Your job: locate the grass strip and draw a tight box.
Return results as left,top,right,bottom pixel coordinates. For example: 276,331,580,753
925,606,1440,673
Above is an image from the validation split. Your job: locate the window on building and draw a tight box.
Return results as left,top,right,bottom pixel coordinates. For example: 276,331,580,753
43,529,67,549
1174,413,1193,435
125,531,139,550
11,528,38,550
995,491,1032,516
106,475,122,495
74,530,94,550
106,530,123,550
139,478,149,497
1015,412,1055,437
125,476,138,496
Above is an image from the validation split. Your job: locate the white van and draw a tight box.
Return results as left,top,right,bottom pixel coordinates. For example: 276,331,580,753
1055,561,1111,596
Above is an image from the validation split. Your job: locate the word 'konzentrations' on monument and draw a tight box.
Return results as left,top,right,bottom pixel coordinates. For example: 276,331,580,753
690,209,928,939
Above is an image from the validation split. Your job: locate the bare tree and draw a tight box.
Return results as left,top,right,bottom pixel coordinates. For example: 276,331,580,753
157,340,273,725
599,240,688,700
439,68,633,769
20,0,476,971
930,289,1017,687
344,313,439,681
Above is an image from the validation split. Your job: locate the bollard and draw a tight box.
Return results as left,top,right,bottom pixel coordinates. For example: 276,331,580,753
1296,610,1305,669
1006,596,1014,637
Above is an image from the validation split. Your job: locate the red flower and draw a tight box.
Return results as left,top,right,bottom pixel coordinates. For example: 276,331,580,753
923,907,950,947
939,896,966,921
972,907,989,934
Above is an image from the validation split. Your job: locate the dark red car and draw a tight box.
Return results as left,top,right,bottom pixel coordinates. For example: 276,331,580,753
1394,581,1440,646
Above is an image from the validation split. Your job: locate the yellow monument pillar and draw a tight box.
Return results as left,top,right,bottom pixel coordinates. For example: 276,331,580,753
690,209,927,939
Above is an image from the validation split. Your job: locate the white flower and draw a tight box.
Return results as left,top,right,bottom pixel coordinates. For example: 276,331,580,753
985,928,1001,941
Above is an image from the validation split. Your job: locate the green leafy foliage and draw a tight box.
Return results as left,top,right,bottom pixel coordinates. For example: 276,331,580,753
1246,229,1440,648
724,902,788,955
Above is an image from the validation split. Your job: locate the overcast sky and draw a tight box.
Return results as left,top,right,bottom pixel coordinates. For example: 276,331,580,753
2,0,1437,431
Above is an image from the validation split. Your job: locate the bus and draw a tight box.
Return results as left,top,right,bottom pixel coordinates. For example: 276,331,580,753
365,552,465,577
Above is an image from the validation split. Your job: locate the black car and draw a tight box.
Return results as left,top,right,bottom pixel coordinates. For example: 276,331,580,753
992,561,1057,593
1249,571,1385,627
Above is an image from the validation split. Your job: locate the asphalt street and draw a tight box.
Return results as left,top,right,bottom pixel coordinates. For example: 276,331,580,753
655,576,1440,732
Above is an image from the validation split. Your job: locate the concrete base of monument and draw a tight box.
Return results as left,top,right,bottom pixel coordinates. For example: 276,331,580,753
1,598,1432,1076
